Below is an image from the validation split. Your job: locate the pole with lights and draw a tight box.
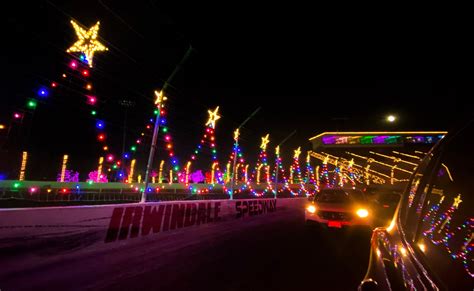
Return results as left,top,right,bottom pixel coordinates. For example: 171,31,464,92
229,107,260,199
141,46,193,203
274,130,296,197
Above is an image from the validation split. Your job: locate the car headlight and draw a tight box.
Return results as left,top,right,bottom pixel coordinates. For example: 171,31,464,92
356,208,369,218
307,205,316,213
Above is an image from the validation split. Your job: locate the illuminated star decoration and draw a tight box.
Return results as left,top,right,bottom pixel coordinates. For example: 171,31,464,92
154,90,167,106
206,106,221,129
275,145,280,155
294,147,301,159
67,20,108,67
453,194,463,208
260,134,270,150
234,128,240,141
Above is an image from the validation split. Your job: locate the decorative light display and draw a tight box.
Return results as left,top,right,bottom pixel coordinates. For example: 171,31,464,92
18,151,28,181
422,194,473,277
128,159,136,183
13,112,22,119
246,134,272,196
96,157,104,183
271,145,286,194
302,152,317,195
59,154,69,182
285,147,305,196
37,87,48,97
66,20,108,67
187,106,222,185
0,124,5,130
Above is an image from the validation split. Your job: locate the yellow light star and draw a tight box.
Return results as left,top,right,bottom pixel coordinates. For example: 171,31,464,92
294,147,301,159
275,145,280,155
154,90,167,106
453,194,463,208
260,134,270,151
206,106,221,129
67,20,108,67
306,152,311,163
234,128,240,141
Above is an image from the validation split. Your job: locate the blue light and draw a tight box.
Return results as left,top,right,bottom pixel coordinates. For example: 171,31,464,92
124,153,130,159
76,185,80,189
161,119,166,124
149,118,154,122
147,187,152,192
38,87,48,97
96,120,105,129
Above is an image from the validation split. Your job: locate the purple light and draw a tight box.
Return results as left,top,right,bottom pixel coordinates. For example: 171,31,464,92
322,136,336,144
373,136,388,144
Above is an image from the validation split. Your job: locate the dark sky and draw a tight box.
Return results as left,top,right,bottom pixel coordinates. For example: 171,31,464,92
0,1,470,179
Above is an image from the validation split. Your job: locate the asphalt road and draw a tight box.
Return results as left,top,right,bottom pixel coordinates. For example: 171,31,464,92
0,204,373,291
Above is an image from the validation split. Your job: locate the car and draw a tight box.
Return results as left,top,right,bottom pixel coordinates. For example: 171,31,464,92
305,188,373,229
359,122,474,290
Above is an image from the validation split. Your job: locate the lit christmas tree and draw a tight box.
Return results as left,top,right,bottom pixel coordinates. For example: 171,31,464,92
285,147,304,196
248,134,272,196
187,107,222,184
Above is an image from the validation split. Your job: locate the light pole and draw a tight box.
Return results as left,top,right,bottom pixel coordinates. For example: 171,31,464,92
141,46,194,203
229,107,261,199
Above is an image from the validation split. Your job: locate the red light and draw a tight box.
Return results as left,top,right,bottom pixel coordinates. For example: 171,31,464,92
146,125,151,129
62,188,68,193
98,134,106,141
117,161,121,166
82,70,89,77
169,152,174,157
51,82,57,88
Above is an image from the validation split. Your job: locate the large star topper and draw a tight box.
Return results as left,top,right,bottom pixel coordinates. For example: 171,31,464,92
234,128,240,141
206,106,221,129
453,194,463,208
260,134,270,150
294,147,301,159
67,20,108,67
154,90,167,106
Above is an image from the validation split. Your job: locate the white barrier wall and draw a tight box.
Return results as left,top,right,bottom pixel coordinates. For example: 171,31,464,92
0,198,306,246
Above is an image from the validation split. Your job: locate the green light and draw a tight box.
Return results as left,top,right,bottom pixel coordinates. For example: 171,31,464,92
212,149,217,154
174,166,179,171
13,182,20,188
112,165,117,169
131,146,137,152
27,99,37,109
91,110,97,116
87,180,93,185
162,127,168,133
194,150,198,154
154,109,159,115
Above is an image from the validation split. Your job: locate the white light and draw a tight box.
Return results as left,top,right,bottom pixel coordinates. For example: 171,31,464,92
387,115,396,122
306,205,316,213
356,208,369,218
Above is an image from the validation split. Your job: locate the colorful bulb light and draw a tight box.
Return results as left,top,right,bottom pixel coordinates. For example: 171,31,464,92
96,120,104,129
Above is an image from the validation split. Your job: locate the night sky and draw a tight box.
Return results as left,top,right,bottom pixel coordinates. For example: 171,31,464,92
0,1,470,180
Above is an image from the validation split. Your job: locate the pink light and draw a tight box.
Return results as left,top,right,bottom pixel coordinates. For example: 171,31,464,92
29,187,37,193
70,61,77,68
169,152,174,157
136,139,141,144
165,135,171,141
146,125,151,129
191,156,196,160
88,96,97,105
13,113,21,119
107,155,114,162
